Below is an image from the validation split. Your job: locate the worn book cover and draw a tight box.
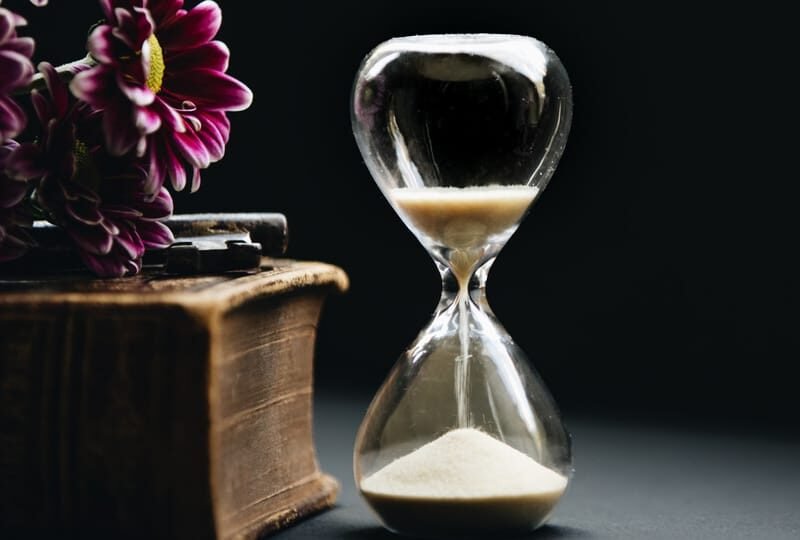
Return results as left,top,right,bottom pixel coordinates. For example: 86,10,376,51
0,259,348,539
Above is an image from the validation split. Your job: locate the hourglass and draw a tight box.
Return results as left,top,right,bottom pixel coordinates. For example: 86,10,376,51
351,34,573,537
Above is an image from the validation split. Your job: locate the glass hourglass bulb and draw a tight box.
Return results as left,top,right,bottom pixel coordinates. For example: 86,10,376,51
351,34,573,537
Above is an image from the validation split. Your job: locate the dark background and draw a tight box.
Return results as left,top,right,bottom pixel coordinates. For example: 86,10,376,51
14,1,798,427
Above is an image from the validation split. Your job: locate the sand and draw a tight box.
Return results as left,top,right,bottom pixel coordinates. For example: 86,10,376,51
390,186,537,284
391,185,537,249
360,428,567,535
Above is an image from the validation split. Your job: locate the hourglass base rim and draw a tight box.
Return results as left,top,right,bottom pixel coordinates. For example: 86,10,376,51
360,488,563,538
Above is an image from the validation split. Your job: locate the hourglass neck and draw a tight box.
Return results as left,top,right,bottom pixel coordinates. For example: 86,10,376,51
436,257,494,310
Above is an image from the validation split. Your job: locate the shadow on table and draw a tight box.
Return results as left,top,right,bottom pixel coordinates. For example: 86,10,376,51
342,524,595,539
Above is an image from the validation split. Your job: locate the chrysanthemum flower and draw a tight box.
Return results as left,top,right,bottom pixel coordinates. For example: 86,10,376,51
0,140,34,262
10,63,174,277
71,0,252,194
0,6,35,141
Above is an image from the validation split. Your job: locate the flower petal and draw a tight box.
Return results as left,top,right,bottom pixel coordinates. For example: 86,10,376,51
87,24,117,64
137,220,174,248
164,143,187,190
183,114,201,132
98,0,114,22
0,9,18,43
148,0,184,27
138,187,173,219
204,110,230,141
65,198,104,226
148,138,188,192
135,106,161,134
163,68,252,112
167,40,229,73
38,62,69,116
30,89,51,125
101,219,120,236
111,7,153,50
158,0,221,50
116,69,155,106
173,129,210,169
114,222,145,260
145,145,166,193
58,179,97,204
0,50,34,92
4,142,45,181
123,257,141,276
0,140,17,158
0,96,26,140
4,36,35,58
103,101,139,156
135,134,147,157
151,97,186,132
197,132,223,164
199,111,229,154
80,250,128,278
70,66,116,107
101,205,142,220
189,166,201,193
68,224,114,256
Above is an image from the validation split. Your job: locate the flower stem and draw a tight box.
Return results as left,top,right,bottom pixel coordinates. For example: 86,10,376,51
17,55,96,95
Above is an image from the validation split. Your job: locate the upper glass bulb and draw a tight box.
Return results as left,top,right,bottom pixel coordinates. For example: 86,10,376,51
352,34,572,279
352,33,572,191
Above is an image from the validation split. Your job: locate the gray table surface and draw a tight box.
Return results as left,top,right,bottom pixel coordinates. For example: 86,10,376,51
275,393,800,540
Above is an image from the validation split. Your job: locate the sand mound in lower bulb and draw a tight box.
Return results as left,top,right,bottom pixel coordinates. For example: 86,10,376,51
360,428,567,536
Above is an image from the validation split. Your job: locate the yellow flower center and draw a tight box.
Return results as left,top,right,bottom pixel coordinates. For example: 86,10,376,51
146,34,165,94
74,140,102,191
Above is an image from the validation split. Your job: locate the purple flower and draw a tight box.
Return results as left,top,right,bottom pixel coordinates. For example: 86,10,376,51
0,6,35,141
71,0,252,194
0,140,33,261
10,63,174,277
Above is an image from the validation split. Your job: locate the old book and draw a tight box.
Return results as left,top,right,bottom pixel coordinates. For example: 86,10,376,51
0,258,348,539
